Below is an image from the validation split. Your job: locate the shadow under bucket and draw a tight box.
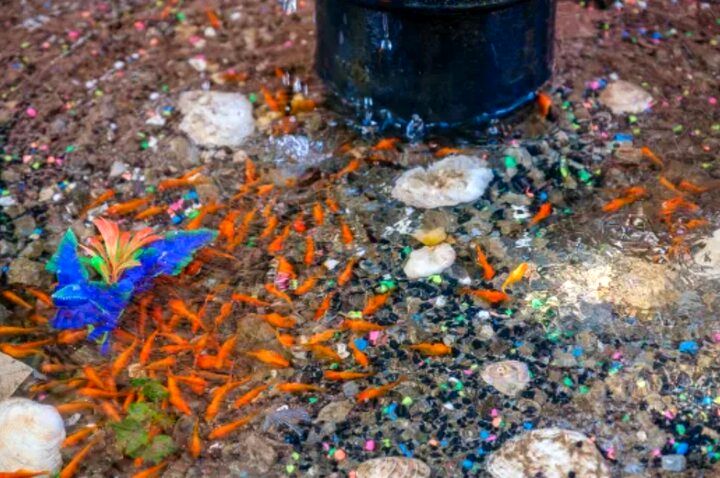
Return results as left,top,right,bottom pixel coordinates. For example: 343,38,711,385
315,0,556,130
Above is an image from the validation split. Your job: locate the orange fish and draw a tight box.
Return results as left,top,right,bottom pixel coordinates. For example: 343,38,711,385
175,375,208,395
82,365,106,390
686,218,709,230
59,437,101,478
340,220,354,245
110,340,137,377
106,197,152,216
460,288,509,305
139,331,158,365
1,290,33,310
233,384,268,408
372,137,400,151
406,343,452,356
304,236,315,266
474,245,496,281
257,183,275,197
661,196,699,216
55,402,95,414
260,215,279,239
292,214,307,234
167,375,192,415
306,344,342,363
208,412,259,439
275,382,324,394
231,293,270,307
434,147,461,158
245,158,259,184
218,210,241,243
99,399,122,422
62,425,97,448
276,256,296,279
228,209,256,249
0,343,42,358
77,387,126,399
294,276,318,296
537,91,552,118
602,196,639,213
324,370,374,381
307,329,338,345
501,262,529,292
189,420,202,458
0,326,39,336
348,341,370,368
25,287,53,307
168,299,203,331
80,189,115,216
268,225,291,254
658,176,685,196
130,462,167,478
0,471,48,478
333,159,360,180
341,319,386,332
312,203,324,226
144,356,176,371
337,258,357,286
325,196,341,213
186,203,224,231
313,292,335,321
214,302,234,327
356,377,406,403
264,283,293,304
641,146,665,169
276,331,295,348
41,363,76,374
135,205,166,220
529,203,552,226
261,86,281,112
261,312,297,328
205,8,221,29
246,349,290,368
678,180,708,194
215,336,237,369
205,379,248,422
362,293,390,316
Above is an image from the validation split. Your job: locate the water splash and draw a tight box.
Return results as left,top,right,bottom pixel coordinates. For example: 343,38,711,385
379,13,393,51
405,114,425,141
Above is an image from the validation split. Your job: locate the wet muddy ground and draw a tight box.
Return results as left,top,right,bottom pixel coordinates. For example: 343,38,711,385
2,0,720,477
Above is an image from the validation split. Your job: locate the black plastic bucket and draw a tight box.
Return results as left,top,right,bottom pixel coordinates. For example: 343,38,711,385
315,0,556,130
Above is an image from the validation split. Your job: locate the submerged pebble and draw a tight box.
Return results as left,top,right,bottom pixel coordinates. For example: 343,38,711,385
355,456,431,478
403,243,456,279
480,360,531,396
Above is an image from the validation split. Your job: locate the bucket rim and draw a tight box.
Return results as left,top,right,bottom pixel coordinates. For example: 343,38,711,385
345,0,530,11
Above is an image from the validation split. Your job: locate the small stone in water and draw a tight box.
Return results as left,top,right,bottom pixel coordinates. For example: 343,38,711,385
403,243,456,279
661,454,687,472
481,360,530,396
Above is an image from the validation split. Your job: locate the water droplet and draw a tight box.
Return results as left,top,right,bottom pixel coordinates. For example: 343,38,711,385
380,14,393,51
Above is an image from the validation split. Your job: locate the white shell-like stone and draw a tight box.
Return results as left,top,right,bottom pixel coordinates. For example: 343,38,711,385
486,428,611,478
481,360,531,396
0,398,66,475
178,91,255,147
356,457,431,478
694,228,720,278
391,155,493,209
598,80,653,115
403,243,456,279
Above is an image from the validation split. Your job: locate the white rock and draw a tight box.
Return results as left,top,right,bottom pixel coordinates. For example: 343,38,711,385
0,353,33,400
403,243,456,279
599,80,653,115
694,228,720,278
178,91,255,147
481,360,530,396
109,160,128,177
391,155,494,209
486,428,610,478
0,398,66,476
356,457,431,478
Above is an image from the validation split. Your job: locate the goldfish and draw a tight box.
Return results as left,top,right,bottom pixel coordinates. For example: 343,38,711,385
324,370,374,381
313,292,335,321
306,344,342,363
340,220,354,245
660,196,699,217
77,387,125,399
304,236,316,266
372,137,400,151
0,471,48,478
276,256,296,279
228,209,256,249
290,95,316,114
261,86,281,112
0,326,39,336
168,299,204,331
276,331,295,348
189,420,202,458
537,91,552,118
231,293,270,307
257,184,275,197
131,462,167,478
658,176,685,196
1,290,33,310
333,158,360,180
356,377,406,403
41,363,76,374
99,400,122,422
267,225,291,254
246,349,291,368
106,197,153,216
294,276,318,296
205,379,248,422
215,336,237,369
292,214,307,233
62,425,97,448
275,382,324,394
312,203,325,226
341,319,386,332
208,412,259,439
245,158,259,184
205,8,221,28
218,210,241,243
337,258,357,286
234,384,268,408
362,293,390,316
0,344,42,358
641,146,665,169
175,375,208,395
167,375,192,415
55,402,95,414
685,218,709,230
678,180,708,194
59,437,101,478
406,343,452,356
144,356,176,371
186,203,224,230
348,341,370,368
264,283,293,304
260,215,279,239
325,196,341,213
529,202,552,226
501,262,529,292
81,189,116,217
82,365,107,390
135,205,166,220
460,288,509,305
307,329,338,345
261,312,297,328
158,167,206,191
474,245,496,281
602,195,642,213
25,287,53,307
434,147,461,158
111,340,138,377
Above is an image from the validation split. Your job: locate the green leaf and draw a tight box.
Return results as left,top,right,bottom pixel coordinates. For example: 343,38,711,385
127,403,155,422
111,418,150,457
140,434,177,464
130,378,169,403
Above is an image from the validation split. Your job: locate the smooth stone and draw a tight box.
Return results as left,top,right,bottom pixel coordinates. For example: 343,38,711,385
599,80,653,115
178,91,255,148
481,360,531,396
355,457,431,478
403,243,456,279
694,228,720,277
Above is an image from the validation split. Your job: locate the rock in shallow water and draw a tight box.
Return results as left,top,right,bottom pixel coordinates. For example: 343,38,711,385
486,428,611,478
481,360,530,396
403,243,456,279
598,80,653,115
178,91,254,147
694,228,720,278
355,457,431,478
391,155,493,209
